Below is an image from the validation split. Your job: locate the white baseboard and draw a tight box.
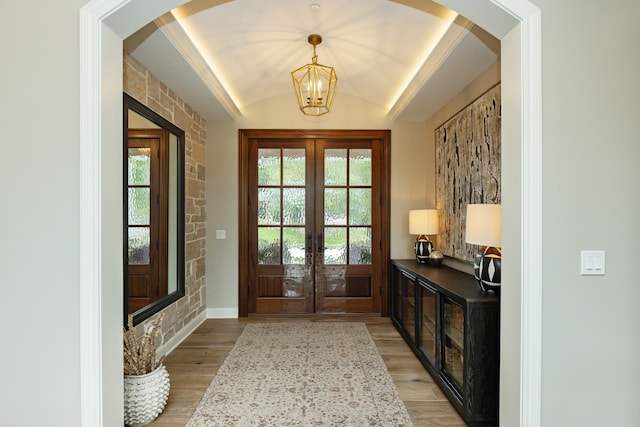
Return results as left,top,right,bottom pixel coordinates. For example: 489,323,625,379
207,307,238,319
158,310,207,357
157,308,237,358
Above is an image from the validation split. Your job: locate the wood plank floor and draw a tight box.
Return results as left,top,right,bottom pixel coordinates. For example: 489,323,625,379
147,316,466,426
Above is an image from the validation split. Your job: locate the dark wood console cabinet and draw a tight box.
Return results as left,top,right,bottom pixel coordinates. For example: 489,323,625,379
391,259,500,426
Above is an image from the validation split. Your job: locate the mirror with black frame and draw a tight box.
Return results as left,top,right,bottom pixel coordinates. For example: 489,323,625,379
123,93,185,326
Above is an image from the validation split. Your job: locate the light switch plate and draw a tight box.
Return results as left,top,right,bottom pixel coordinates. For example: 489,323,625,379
580,250,605,275
216,229,226,240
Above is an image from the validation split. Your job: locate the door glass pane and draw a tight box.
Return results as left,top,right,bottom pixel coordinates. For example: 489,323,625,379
258,227,281,264
349,227,371,264
349,188,371,225
283,149,305,185
283,188,305,225
324,227,346,264
324,188,347,225
258,188,280,225
128,148,151,185
349,149,371,185
128,188,150,224
258,148,281,185
324,149,347,185
258,147,308,268
128,227,150,264
283,227,305,264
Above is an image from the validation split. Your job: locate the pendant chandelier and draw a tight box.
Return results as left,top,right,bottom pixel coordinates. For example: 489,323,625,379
291,34,338,116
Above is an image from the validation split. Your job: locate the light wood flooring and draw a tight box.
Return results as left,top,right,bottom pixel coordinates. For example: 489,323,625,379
148,316,466,427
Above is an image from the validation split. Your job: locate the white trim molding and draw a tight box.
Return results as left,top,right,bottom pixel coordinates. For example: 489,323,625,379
79,2,114,425
207,307,239,319
515,5,543,427
158,311,208,357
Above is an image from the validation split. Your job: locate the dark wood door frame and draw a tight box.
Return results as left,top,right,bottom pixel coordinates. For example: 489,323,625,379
238,129,391,317
126,128,169,314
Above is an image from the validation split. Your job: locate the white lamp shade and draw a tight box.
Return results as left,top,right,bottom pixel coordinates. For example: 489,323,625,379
409,209,439,235
465,204,501,247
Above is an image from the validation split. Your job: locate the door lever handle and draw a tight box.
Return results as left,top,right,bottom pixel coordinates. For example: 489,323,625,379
317,232,323,252
307,232,312,252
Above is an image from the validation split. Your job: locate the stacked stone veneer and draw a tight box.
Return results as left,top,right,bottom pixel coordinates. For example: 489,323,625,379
123,51,206,346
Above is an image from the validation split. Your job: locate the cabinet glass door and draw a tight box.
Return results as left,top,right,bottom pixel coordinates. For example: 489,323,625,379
402,272,417,341
419,282,437,364
392,267,403,322
442,298,464,389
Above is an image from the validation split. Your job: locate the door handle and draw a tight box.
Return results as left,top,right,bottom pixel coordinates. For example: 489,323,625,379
317,232,324,252
307,232,312,252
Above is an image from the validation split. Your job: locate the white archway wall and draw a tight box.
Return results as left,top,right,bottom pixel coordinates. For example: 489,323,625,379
80,2,190,426
81,1,537,427
7,1,638,427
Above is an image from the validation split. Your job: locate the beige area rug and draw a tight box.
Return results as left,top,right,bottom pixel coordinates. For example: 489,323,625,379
186,322,413,426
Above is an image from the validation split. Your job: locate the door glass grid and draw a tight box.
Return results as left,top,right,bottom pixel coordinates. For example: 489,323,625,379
127,147,151,265
257,148,306,265
323,148,372,265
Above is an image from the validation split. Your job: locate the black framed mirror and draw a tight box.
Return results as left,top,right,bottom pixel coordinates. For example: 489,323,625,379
123,93,185,326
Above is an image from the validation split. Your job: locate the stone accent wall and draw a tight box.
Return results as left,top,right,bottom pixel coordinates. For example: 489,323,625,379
123,51,207,345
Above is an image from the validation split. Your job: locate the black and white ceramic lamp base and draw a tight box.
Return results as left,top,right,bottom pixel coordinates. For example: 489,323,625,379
414,235,434,264
473,246,501,293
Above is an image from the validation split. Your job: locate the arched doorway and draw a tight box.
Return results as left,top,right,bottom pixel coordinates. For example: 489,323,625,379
79,1,541,425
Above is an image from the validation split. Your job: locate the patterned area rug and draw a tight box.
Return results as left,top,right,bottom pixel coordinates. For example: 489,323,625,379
186,322,413,426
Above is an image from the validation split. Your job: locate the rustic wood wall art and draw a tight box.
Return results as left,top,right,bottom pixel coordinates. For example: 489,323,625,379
435,83,501,261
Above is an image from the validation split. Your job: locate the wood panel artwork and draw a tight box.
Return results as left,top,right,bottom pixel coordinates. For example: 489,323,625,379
435,84,501,261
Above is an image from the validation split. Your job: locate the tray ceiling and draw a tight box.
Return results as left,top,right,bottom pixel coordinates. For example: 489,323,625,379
124,0,499,122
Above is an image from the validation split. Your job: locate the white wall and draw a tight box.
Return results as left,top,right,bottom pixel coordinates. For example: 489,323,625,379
101,26,127,427
205,94,430,312
499,24,524,427
535,1,640,425
3,1,640,426
0,0,85,424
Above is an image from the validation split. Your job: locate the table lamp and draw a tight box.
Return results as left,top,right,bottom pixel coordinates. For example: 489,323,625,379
409,209,439,263
465,204,501,292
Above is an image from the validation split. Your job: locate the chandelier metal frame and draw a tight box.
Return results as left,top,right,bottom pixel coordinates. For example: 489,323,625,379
291,34,338,116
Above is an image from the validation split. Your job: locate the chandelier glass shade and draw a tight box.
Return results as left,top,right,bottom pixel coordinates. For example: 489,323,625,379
291,34,337,116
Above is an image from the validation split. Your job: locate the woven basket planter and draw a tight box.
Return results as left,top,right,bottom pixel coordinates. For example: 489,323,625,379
124,364,170,426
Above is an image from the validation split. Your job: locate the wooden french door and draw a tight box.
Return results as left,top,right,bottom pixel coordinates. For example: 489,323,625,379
126,129,169,314
239,130,390,316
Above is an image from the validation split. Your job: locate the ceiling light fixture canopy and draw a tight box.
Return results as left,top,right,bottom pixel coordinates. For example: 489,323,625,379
291,34,338,116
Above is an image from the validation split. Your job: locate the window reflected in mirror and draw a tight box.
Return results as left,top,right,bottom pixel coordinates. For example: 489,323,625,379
123,93,185,326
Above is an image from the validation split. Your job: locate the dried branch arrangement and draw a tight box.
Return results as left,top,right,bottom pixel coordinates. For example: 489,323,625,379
123,312,166,376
